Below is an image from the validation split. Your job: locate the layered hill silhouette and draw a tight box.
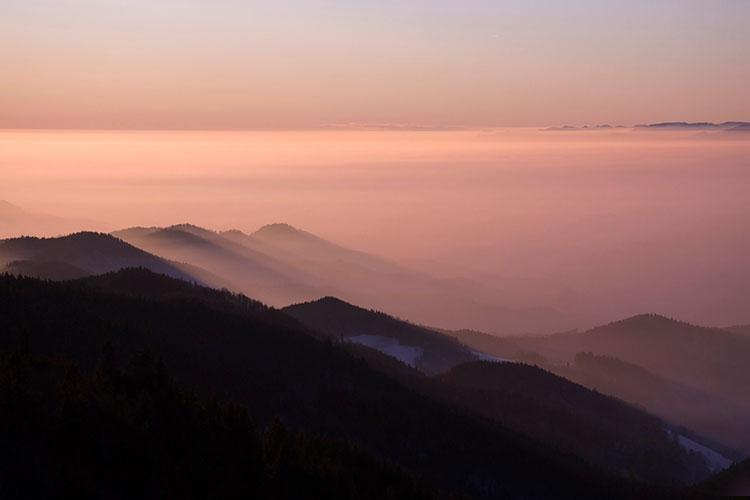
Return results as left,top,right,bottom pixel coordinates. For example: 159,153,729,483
695,459,750,496
494,314,750,454
637,121,750,131
0,232,205,283
0,270,719,495
284,298,720,482
112,222,569,333
433,361,712,481
507,314,750,406
284,296,480,374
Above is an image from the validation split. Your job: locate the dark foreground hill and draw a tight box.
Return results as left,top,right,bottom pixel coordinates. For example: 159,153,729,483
0,351,436,499
284,297,714,485
0,232,200,282
504,314,750,453
284,297,478,374
0,270,649,499
92,271,717,484
434,362,710,484
694,459,750,496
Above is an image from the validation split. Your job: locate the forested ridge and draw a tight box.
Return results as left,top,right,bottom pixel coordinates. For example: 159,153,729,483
0,270,727,497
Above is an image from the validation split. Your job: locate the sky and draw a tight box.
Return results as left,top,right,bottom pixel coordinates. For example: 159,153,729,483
2,0,750,129
2,127,749,328
1,2,750,328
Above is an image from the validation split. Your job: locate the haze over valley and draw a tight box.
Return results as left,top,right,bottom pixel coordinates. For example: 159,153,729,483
2,0,750,497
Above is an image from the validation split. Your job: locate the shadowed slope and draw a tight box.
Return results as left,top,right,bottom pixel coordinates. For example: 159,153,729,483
504,314,750,454
0,232,198,282
113,225,324,306
284,296,477,374
508,315,750,401
0,270,655,499
435,361,711,485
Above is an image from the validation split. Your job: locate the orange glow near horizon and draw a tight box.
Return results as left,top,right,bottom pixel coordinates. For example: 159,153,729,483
2,1,749,129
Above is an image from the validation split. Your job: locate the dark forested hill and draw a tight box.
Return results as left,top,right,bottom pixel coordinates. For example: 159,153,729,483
498,314,750,455
694,459,750,496
0,351,437,499
0,270,651,499
284,297,478,374
508,314,750,412
552,353,749,461
0,232,199,282
434,362,710,485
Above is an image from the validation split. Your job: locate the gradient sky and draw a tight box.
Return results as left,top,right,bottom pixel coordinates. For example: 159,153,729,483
2,0,749,129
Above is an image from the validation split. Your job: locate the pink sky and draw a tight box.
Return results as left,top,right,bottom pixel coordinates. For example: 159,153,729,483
2,1,749,129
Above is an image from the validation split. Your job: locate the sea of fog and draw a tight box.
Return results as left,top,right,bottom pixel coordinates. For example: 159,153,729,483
2,128,749,329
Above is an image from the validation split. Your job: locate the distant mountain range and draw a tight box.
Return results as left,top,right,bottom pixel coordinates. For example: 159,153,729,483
110,222,572,333
457,314,750,456
0,269,722,493
543,121,750,132
636,121,750,131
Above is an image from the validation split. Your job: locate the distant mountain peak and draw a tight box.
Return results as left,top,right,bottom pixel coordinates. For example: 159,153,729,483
253,223,303,238
255,222,301,234
165,223,215,236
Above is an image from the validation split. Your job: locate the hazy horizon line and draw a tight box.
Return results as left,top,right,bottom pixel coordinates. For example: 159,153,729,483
2,120,749,133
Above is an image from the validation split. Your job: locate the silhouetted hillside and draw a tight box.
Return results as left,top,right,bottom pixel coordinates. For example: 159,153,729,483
445,328,526,360
0,270,652,499
0,232,198,282
509,314,750,405
113,225,325,306
506,314,750,453
724,324,750,336
114,223,569,333
552,353,748,460
2,259,89,280
284,297,477,374
0,351,437,499
694,459,750,496
435,362,710,485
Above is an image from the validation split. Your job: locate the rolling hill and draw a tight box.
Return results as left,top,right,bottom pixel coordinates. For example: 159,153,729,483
113,223,570,333
284,296,479,375
0,270,708,496
0,232,200,282
0,270,621,498
500,314,750,454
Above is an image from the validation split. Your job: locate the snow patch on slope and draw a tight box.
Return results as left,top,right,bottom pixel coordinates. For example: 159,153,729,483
675,433,732,472
348,334,423,367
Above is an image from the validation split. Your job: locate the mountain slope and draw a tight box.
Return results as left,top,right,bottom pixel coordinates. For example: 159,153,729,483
68,269,721,484
434,361,710,484
508,314,750,406
113,225,326,306
505,314,750,453
0,232,199,282
694,459,750,496
249,224,571,334
284,297,478,374
0,352,438,499
0,270,650,499
551,352,749,460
